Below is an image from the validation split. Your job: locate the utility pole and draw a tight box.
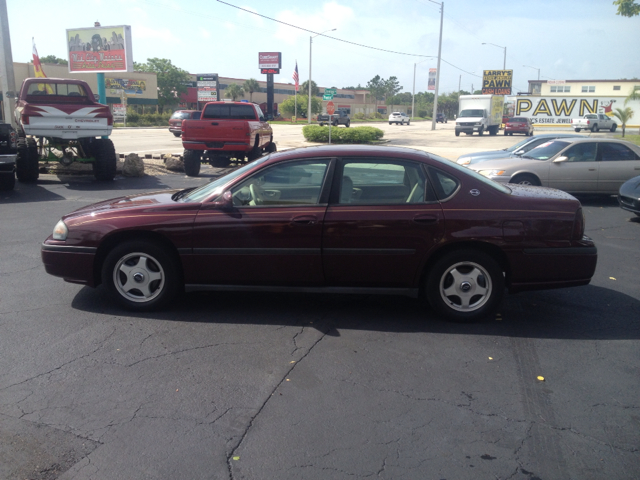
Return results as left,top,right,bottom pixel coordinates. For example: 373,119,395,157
0,0,17,127
430,1,443,131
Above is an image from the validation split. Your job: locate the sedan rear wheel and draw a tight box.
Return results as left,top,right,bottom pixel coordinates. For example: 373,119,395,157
103,241,180,311
427,249,504,322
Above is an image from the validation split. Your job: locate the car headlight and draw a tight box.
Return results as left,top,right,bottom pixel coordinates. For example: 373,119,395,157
457,158,471,165
478,169,506,177
52,220,68,240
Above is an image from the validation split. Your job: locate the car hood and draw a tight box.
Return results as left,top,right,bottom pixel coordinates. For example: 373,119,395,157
458,149,508,160
619,175,640,198
63,189,183,220
470,157,546,173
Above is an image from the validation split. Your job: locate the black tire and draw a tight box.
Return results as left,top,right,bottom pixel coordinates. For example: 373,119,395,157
489,126,497,136
455,131,460,137
389,122,392,125
247,137,262,161
183,149,201,176
345,120,350,127
92,138,117,181
16,137,39,183
210,155,231,168
319,123,325,127
478,128,484,136
172,132,181,137
266,142,277,153
574,128,581,132
503,131,507,136
407,120,410,125
511,173,540,186
0,172,15,191
102,240,180,311
591,124,598,133
426,249,504,322
610,124,617,132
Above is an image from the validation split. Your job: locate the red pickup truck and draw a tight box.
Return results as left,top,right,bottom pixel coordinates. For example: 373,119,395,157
181,101,276,176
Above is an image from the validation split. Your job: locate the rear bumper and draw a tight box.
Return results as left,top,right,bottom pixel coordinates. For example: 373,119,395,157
507,241,598,293
182,140,252,152
41,243,97,287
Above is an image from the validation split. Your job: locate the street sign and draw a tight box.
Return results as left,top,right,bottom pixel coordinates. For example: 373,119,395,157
326,102,335,115
323,94,333,101
324,88,337,95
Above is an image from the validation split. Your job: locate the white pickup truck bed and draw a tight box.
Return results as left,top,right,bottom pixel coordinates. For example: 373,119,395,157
571,114,617,132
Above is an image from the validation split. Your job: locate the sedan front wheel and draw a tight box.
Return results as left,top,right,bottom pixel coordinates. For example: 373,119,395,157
427,250,504,322
103,241,180,311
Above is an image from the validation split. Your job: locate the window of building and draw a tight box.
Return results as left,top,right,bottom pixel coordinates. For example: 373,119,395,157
550,86,570,93
581,86,595,93
613,86,621,91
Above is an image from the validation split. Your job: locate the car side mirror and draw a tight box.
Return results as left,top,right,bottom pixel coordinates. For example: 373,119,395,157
94,94,100,101
554,156,568,163
212,190,233,208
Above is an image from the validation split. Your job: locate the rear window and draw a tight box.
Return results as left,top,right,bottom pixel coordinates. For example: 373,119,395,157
203,104,257,120
509,117,527,122
170,111,191,120
27,82,88,98
585,114,597,119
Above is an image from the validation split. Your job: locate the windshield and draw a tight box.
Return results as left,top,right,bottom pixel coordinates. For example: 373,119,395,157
505,137,534,152
459,109,485,117
178,156,272,202
427,152,512,194
523,141,570,160
171,111,190,120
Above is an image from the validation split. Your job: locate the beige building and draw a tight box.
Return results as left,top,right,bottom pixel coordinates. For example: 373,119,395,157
181,75,403,116
7,62,158,108
528,79,639,97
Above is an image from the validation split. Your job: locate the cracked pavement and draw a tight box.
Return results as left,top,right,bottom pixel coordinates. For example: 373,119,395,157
0,137,639,479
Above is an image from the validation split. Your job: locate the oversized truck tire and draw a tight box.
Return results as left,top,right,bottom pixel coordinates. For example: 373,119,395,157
183,149,202,176
92,138,117,181
209,155,231,168
16,137,39,183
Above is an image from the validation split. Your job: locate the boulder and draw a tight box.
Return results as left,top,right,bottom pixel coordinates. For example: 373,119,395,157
122,153,145,177
164,154,184,172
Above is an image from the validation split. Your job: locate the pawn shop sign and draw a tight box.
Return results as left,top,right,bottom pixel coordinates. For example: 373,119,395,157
327,101,336,115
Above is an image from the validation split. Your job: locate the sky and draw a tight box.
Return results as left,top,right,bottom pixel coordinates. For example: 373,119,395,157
6,0,640,95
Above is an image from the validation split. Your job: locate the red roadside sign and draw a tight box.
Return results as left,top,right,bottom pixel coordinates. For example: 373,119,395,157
326,101,335,115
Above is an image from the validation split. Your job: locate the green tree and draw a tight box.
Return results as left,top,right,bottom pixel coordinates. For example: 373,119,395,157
279,95,322,118
134,58,191,113
625,85,640,133
613,0,640,16
366,75,386,111
243,78,261,102
39,55,68,65
384,76,403,109
300,80,320,97
225,83,245,101
612,107,635,137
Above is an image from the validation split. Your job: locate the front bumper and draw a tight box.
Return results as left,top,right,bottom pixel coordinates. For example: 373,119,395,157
182,140,252,152
41,242,97,287
455,123,483,133
618,194,640,214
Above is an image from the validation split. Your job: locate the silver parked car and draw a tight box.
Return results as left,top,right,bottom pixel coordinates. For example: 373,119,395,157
470,138,640,194
456,133,582,166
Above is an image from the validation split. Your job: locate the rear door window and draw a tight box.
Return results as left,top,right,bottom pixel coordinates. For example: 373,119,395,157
599,142,640,161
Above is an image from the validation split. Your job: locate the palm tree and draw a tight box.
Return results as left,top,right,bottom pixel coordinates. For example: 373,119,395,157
225,83,245,101
612,107,634,137
624,85,640,134
243,78,261,103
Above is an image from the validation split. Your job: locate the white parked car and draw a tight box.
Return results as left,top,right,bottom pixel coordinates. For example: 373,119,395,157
389,112,410,125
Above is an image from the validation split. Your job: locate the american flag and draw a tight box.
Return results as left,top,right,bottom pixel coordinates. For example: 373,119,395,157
293,61,299,91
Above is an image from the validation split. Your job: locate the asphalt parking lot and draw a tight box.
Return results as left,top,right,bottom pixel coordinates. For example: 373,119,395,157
0,128,639,480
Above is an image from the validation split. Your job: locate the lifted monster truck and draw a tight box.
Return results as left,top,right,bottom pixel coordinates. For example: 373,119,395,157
0,122,18,191
14,78,117,182
181,101,276,176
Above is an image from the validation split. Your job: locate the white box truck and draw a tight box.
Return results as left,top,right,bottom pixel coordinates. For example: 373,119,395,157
455,95,504,136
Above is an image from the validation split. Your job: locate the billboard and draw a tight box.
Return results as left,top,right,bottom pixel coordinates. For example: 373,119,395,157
509,96,640,126
482,70,513,95
428,69,436,91
197,74,219,102
67,25,133,73
106,78,146,95
259,52,281,69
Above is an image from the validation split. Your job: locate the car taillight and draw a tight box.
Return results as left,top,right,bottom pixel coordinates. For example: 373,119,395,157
572,208,584,241
107,117,113,126
586,120,590,125
21,114,29,125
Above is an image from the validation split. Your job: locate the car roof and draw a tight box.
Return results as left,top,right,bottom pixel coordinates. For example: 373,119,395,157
543,137,636,146
263,144,431,163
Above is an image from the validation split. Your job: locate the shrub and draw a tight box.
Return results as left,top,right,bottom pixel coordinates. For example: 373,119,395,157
353,112,366,120
302,125,384,144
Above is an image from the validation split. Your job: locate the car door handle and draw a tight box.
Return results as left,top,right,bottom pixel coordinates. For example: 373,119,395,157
413,214,439,224
291,215,317,225
211,122,219,126
588,168,596,171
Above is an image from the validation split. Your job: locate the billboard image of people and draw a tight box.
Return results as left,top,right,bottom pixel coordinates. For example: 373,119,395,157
66,25,133,73
428,69,436,91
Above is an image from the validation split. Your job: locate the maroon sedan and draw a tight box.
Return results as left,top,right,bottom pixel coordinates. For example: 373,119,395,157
504,117,534,136
41,145,597,322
